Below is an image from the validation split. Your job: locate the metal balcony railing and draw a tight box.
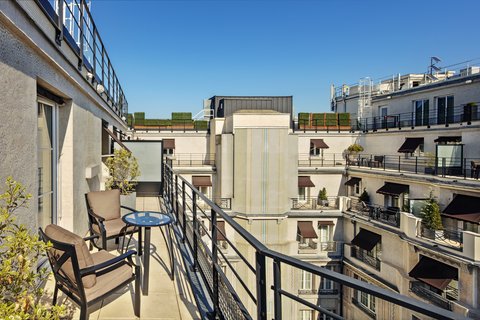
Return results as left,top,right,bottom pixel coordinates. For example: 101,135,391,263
410,281,453,311
167,153,215,167
37,0,128,118
418,223,463,250
298,153,347,167
163,162,467,320
350,201,401,228
291,197,339,210
351,246,381,271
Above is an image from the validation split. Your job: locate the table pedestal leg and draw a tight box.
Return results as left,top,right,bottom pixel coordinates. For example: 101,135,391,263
142,227,151,295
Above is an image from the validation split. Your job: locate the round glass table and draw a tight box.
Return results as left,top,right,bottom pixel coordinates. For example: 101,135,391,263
122,211,174,295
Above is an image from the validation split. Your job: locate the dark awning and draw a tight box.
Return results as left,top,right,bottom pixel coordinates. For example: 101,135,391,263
192,176,212,187
434,136,462,144
310,139,329,149
409,256,458,290
318,221,335,226
442,194,480,223
345,177,361,186
216,221,226,241
298,176,315,188
351,228,381,251
297,221,318,238
103,126,130,152
398,138,424,153
163,139,175,149
377,183,409,196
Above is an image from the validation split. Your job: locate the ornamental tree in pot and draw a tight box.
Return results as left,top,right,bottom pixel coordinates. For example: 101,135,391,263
318,187,328,206
105,148,140,209
420,192,443,239
346,143,364,163
0,177,65,319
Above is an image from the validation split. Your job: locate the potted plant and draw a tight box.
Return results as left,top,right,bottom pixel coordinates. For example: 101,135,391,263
420,192,443,239
0,177,65,318
318,187,328,206
105,148,140,208
346,143,364,164
358,188,370,204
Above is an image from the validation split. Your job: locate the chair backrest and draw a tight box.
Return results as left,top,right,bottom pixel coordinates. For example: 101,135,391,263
39,225,97,298
374,155,384,163
86,189,121,221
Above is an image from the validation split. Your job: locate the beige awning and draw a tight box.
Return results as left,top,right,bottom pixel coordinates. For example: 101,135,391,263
163,139,175,149
298,176,315,188
318,221,335,226
192,176,212,187
103,126,130,152
297,221,318,239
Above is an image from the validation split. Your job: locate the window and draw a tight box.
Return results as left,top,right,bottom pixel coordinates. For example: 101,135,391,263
299,310,313,320
310,144,322,156
37,101,58,230
354,182,360,195
354,275,376,315
300,270,312,291
319,266,334,291
299,187,306,201
413,99,430,126
163,148,174,155
319,309,337,320
436,96,454,124
318,225,333,243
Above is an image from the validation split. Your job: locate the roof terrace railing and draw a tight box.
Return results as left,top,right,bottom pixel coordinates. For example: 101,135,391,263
36,0,128,118
163,162,468,320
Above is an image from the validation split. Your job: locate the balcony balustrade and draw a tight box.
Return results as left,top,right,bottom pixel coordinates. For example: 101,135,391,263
291,196,339,210
166,153,215,167
351,246,381,271
410,281,453,311
162,162,466,320
349,199,401,228
418,223,463,250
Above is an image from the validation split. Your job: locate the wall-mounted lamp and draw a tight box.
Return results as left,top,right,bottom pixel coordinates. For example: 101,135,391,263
96,84,105,94
86,72,93,80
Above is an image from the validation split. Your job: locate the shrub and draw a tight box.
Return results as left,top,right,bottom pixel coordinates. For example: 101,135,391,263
105,149,140,195
347,143,364,153
325,113,338,126
0,177,65,319
318,188,328,201
421,192,443,230
171,112,192,120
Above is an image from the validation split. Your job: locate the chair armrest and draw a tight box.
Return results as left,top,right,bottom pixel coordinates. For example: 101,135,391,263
80,250,137,276
88,209,105,223
83,234,100,242
121,205,137,213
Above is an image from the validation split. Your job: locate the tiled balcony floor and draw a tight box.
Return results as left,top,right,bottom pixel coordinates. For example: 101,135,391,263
46,197,200,320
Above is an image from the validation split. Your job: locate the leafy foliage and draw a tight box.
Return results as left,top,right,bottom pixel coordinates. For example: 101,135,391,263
105,149,140,195
318,188,328,201
347,143,364,153
0,177,64,319
421,192,443,230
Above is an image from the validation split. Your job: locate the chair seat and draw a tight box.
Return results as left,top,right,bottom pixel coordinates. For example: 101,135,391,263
92,218,136,238
85,251,133,302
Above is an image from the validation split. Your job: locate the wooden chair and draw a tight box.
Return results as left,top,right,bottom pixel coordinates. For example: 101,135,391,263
39,224,140,320
85,189,141,253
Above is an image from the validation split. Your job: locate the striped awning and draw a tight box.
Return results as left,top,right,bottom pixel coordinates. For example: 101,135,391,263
377,183,409,196
442,194,480,223
398,138,424,153
409,256,458,290
351,228,381,251
345,177,361,186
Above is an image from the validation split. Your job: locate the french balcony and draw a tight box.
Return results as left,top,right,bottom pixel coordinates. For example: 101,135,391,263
351,246,381,271
349,199,401,228
410,281,454,311
291,196,339,210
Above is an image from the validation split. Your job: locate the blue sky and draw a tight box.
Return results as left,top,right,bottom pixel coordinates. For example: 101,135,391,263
91,0,479,119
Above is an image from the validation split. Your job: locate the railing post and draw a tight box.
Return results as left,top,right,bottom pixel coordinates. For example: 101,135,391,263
464,158,467,179
192,190,198,271
383,155,386,171
442,158,446,177
181,181,186,242
256,251,267,320
369,155,372,169
78,0,84,70
398,156,401,172
55,0,64,45
175,175,179,220
273,259,282,320
333,153,335,167
211,209,220,318
415,156,418,174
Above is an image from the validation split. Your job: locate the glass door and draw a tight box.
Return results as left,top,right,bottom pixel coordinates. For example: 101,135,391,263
37,101,57,229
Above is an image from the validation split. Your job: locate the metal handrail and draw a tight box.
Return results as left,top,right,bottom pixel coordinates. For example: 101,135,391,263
163,162,468,320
